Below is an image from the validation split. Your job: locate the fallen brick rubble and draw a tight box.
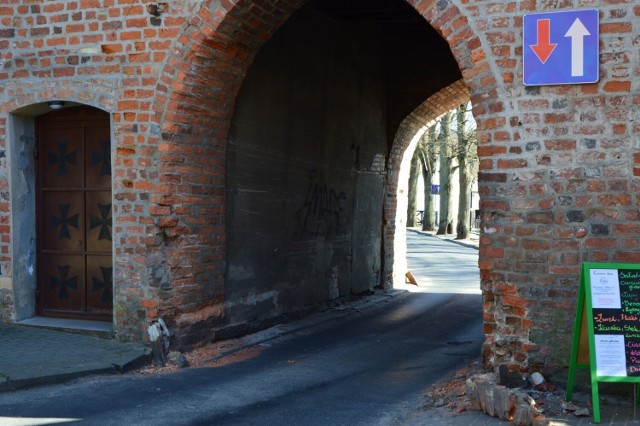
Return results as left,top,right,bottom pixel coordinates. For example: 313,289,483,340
421,359,599,425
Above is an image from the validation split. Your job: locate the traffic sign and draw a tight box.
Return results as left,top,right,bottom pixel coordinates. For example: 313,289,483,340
523,9,599,86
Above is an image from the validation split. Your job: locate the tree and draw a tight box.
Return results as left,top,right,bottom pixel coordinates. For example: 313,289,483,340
407,105,478,235
418,126,438,231
455,102,478,239
436,112,455,235
407,152,420,227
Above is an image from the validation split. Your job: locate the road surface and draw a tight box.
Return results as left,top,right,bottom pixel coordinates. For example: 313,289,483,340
0,233,482,426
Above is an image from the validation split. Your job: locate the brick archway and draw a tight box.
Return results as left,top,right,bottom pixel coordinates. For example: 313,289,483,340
0,0,634,376
154,0,502,348
383,80,471,288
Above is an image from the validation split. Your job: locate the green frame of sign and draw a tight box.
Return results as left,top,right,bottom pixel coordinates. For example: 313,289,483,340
567,262,640,423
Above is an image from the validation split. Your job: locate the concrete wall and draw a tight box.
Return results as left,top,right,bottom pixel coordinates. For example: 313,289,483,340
226,9,386,325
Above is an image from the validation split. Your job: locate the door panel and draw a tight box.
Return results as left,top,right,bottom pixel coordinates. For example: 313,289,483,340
42,127,84,189
86,255,113,315
85,126,112,189
37,107,112,321
41,254,85,314
86,191,112,253
42,191,84,252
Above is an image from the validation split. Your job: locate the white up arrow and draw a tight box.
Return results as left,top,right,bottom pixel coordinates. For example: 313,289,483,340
564,18,590,77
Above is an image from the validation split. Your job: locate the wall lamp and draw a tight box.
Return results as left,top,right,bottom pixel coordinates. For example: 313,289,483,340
48,101,65,110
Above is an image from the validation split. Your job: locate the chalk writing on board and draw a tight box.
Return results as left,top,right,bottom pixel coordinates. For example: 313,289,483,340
622,300,640,315
567,263,640,424
595,334,627,377
590,269,621,309
619,270,640,291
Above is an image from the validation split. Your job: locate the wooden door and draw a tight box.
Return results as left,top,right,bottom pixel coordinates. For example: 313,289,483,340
37,107,112,321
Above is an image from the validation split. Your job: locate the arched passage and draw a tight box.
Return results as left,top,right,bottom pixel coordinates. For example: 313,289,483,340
384,81,471,288
153,0,501,351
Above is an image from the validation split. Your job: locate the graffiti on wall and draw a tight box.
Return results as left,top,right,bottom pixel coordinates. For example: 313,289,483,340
295,169,349,237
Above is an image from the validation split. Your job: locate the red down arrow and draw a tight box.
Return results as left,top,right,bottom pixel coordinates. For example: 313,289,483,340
530,19,557,64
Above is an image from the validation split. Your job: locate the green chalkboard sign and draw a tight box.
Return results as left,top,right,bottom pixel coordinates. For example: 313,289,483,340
567,262,640,423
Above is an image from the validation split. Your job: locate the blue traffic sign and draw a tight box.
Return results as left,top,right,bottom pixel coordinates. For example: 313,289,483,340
523,9,599,86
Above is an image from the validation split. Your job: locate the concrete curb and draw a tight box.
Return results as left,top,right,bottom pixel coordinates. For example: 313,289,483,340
201,290,408,364
0,367,117,393
407,228,479,250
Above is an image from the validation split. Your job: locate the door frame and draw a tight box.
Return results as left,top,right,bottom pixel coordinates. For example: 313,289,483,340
7,103,115,323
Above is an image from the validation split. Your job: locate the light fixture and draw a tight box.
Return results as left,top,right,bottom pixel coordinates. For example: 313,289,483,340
48,101,64,110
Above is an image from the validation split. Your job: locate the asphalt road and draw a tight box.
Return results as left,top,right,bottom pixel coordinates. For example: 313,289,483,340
0,234,482,426
404,230,480,294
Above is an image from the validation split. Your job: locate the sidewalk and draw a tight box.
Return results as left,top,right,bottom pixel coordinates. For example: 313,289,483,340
0,322,151,392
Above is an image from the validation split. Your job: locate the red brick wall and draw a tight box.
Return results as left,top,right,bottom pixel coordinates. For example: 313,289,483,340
0,0,638,372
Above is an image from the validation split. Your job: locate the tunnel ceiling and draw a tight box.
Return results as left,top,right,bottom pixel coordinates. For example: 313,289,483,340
306,0,463,143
